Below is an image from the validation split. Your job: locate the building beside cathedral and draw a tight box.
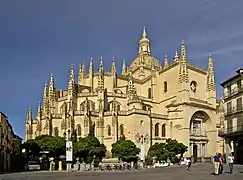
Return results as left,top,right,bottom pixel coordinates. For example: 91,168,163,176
25,27,218,162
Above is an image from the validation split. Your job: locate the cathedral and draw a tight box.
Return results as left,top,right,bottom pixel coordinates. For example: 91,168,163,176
25,27,218,162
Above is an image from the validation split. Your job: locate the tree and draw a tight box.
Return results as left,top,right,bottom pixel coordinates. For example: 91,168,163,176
74,136,106,164
146,143,169,162
22,139,41,156
111,139,140,162
164,139,187,158
146,139,187,164
23,135,66,157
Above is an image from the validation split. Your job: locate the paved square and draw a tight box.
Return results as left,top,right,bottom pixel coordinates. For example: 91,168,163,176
1,164,243,180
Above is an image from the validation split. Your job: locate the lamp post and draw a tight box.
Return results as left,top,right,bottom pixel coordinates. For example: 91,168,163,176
64,129,73,172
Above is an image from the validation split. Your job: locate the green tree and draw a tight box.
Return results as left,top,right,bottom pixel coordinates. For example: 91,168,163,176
146,139,187,164
146,143,169,162
22,139,41,156
111,139,140,162
164,138,187,158
74,136,106,164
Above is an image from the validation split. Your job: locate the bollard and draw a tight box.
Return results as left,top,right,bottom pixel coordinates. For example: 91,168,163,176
58,161,62,171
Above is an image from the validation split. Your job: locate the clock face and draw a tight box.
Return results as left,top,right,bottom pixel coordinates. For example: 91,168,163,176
190,81,197,92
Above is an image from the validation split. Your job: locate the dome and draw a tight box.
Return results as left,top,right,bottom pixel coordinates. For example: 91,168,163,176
129,54,161,70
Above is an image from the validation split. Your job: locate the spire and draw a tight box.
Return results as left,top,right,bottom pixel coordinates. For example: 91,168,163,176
48,73,55,98
37,101,42,119
98,56,104,90
174,50,179,62
164,55,169,69
206,55,215,91
180,40,187,63
122,60,127,75
138,26,151,55
26,107,32,124
43,82,49,115
68,64,75,90
111,57,116,75
99,56,104,73
178,41,189,84
78,61,86,84
89,57,94,75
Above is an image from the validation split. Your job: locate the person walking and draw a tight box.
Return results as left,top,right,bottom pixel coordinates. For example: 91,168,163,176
219,153,224,174
186,157,192,172
228,153,234,174
213,153,220,175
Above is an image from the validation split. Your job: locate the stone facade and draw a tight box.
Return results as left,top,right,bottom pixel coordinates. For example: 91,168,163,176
25,27,218,161
0,112,22,172
219,68,243,164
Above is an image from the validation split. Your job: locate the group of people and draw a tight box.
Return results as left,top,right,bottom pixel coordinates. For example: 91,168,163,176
213,152,234,175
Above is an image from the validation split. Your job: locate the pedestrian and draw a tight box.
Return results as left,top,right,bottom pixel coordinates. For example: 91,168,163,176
228,153,234,174
219,153,224,174
186,157,192,172
213,152,220,175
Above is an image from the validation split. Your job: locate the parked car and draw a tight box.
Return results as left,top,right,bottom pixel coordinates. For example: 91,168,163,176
25,160,41,171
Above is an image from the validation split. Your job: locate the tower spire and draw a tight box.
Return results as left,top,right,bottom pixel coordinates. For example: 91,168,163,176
68,64,75,90
78,61,86,85
99,56,104,73
43,82,49,115
48,73,55,98
138,26,151,55
178,41,188,84
26,106,32,123
122,60,127,75
206,55,216,91
111,57,116,75
164,55,169,69
89,57,94,74
37,101,42,119
174,50,179,62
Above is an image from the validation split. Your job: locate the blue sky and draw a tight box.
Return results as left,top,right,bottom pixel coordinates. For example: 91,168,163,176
1,0,243,139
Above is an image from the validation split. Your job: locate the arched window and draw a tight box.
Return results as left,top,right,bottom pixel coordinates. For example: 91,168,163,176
107,125,111,136
162,124,166,137
54,127,59,137
120,125,124,136
155,123,159,136
77,125,81,136
148,88,152,98
80,103,85,111
117,105,120,111
164,81,167,92
91,102,95,110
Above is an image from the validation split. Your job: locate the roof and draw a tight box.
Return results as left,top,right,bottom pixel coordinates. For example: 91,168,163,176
220,68,243,87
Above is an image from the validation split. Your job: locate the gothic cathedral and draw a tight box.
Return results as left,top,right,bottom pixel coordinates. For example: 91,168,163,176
25,27,218,161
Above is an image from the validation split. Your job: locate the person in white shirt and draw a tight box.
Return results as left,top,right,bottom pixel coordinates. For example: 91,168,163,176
228,153,234,174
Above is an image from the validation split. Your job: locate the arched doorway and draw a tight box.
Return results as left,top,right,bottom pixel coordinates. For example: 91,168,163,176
236,138,243,164
189,111,211,163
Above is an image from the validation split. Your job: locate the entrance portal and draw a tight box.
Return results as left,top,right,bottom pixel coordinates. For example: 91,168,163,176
193,144,198,163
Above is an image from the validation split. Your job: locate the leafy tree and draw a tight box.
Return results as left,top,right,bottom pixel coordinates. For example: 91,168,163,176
74,136,106,164
23,135,66,157
22,139,41,156
111,139,140,162
146,139,187,164
146,143,169,162
34,135,66,156
164,139,188,158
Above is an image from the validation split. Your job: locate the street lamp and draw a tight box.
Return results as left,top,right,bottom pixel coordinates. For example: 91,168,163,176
64,129,73,172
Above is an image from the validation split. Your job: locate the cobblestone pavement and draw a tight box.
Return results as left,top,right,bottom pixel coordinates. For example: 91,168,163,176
1,164,243,180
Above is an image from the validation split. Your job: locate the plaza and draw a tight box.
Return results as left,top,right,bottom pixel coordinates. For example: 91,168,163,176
1,164,243,180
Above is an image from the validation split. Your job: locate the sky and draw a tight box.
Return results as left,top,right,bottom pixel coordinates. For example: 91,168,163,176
1,0,243,139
